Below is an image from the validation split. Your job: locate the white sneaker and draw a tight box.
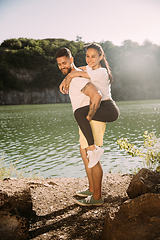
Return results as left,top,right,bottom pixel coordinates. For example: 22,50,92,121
87,147,104,168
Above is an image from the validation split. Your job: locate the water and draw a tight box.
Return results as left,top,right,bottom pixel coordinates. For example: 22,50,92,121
0,100,160,178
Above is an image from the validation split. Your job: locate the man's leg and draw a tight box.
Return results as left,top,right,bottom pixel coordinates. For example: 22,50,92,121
76,120,106,203
79,147,103,200
75,156,103,206
91,161,103,200
80,146,94,193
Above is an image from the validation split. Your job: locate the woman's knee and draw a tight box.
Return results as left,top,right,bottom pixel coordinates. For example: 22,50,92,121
74,109,81,121
74,107,87,121
113,107,120,121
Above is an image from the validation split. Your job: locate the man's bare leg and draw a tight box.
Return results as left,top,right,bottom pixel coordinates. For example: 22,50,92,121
80,146,94,193
91,161,103,200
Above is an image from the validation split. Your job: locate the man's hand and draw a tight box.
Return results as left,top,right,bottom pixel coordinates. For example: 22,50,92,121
59,75,72,94
59,79,69,94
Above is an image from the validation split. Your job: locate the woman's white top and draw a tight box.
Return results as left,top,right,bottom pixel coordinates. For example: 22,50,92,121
86,65,112,101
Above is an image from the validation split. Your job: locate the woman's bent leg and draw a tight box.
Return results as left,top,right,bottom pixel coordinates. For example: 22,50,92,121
74,106,95,146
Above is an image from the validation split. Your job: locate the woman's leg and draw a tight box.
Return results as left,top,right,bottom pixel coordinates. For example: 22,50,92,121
92,100,119,122
74,100,119,146
74,106,94,146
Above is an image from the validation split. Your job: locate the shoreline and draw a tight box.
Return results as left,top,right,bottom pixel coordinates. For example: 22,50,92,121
1,173,133,239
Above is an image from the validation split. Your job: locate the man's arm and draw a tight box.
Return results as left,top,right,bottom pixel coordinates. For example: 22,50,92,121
81,82,102,122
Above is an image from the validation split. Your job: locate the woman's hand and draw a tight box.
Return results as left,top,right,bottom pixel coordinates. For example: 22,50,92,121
59,75,72,94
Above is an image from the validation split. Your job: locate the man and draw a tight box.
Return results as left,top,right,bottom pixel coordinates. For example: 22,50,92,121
55,47,106,206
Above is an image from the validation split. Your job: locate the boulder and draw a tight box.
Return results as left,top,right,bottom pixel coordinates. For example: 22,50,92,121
0,210,28,240
101,193,160,240
127,168,160,199
0,178,33,217
0,178,33,240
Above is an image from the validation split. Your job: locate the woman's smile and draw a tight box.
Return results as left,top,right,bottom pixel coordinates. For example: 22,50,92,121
86,48,102,70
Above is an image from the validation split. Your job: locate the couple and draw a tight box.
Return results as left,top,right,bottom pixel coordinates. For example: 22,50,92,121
55,43,119,206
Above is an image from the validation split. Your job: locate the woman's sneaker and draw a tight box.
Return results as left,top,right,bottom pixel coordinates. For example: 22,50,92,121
87,147,104,168
75,195,104,206
76,189,93,197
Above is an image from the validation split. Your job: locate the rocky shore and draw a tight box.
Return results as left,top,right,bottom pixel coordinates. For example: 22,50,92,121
0,173,132,240
0,169,160,240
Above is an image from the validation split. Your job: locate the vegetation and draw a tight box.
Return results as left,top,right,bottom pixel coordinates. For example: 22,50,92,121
0,38,86,91
0,152,41,180
117,131,160,172
0,37,160,100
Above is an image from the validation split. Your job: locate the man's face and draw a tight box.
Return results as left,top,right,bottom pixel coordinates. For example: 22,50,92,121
57,56,72,75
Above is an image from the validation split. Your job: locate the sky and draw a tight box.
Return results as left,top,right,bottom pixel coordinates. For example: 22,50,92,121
0,0,160,46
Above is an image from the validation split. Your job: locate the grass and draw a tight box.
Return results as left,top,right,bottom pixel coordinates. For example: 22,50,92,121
0,152,42,180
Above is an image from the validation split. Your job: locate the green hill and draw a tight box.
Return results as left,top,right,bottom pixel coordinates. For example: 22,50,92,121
0,38,160,101
0,38,86,91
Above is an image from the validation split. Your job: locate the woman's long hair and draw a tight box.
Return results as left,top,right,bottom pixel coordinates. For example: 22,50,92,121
86,43,113,84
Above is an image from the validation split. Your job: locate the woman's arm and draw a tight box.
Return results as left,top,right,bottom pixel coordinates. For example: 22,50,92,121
69,70,90,80
78,66,87,71
59,69,90,94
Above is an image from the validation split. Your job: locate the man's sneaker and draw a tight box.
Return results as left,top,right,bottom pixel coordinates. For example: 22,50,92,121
76,189,93,197
87,147,104,168
75,196,104,206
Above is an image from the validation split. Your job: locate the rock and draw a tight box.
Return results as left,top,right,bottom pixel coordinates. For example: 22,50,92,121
0,179,33,239
101,193,160,240
127,168,160,199
0,88,70,105
0,178,33,217
0,210,28,240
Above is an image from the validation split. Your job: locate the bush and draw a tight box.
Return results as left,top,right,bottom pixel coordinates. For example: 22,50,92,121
117,131,160,172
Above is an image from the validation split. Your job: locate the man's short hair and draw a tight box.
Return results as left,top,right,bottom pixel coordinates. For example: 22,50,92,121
55,47,72,59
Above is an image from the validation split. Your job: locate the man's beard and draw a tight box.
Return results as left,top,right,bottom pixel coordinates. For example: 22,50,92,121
62,67,71,76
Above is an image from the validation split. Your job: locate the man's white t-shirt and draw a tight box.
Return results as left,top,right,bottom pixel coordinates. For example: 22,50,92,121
68,66,112,112
86,65,111,101
69,77,90,112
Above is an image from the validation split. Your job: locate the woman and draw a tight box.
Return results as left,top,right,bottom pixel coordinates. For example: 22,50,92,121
60,43,119,168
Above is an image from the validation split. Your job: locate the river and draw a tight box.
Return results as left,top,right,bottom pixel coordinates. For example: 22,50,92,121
0,99,160,178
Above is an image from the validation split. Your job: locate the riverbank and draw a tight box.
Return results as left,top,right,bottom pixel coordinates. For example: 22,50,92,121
0,173,132,239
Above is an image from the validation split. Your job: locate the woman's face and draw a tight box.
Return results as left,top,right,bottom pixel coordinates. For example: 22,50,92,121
86,48,102,70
